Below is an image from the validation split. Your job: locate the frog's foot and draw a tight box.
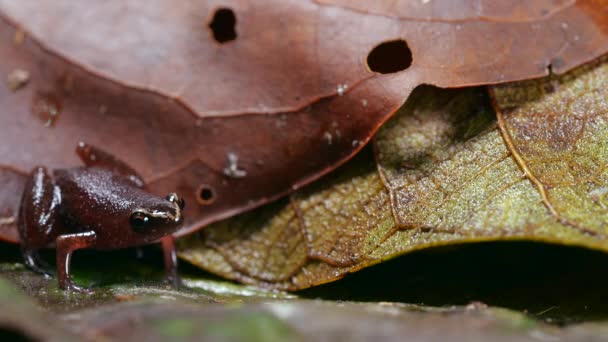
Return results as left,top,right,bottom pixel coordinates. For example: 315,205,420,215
161,236,180,289
163,272,182,289
61,278,93,294
134,247,145,259
21,248,54,278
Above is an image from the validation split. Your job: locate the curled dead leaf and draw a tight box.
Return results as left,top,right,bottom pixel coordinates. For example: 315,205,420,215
0,1,607,238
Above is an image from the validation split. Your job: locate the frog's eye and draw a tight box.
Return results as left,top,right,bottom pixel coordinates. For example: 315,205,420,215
130,211,150,231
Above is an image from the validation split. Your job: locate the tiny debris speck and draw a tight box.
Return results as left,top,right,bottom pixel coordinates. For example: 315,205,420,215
13,29,25,45
324,132,333,145
223,152,247,178
7,68,30,91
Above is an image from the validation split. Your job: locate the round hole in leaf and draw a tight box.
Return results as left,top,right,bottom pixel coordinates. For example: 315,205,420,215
209,8,237,44
366,39,412,74
197,184,216,205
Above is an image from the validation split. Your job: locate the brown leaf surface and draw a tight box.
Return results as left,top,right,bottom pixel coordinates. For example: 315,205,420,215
0,167,24,242
4,0,607,114
1,1,607,238
179,57,608,290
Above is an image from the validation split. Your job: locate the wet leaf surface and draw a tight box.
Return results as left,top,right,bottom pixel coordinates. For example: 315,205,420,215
0,245,607,341
63,300,608,342
0,1,607,236
179,57,608,295
0,271,80,341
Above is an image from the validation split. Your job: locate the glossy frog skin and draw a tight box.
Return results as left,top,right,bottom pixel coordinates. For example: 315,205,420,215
18,142,184,292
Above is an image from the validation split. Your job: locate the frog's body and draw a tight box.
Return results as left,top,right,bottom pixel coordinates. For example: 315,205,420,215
18,142,184,292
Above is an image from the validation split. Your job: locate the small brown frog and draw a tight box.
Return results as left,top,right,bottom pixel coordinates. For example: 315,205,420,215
18,142,184,292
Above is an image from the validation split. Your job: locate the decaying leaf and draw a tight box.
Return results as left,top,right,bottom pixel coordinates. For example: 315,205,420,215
64,300,608,342
0,167,23,242
2,264,608,342
4,0,606,114
491,63,608,236
0,276,79,341
0,1,607,237
179,57,608,290
3,3,608,340
0,231,605,339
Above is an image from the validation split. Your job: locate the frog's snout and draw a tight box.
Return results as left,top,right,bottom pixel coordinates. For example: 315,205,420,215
166,193,185,210
165,193,185,225
173,206,184,225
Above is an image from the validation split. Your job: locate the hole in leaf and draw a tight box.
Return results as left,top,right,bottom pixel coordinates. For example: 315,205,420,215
366,39,412,74
209,8,237,44
197,185,216,205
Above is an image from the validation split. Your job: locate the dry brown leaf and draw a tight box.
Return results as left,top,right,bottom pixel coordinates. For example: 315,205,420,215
0,1,607,238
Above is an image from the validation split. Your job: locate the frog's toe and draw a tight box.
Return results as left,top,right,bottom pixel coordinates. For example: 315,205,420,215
22,248,54,278
63,281,93,294
163,273,182,289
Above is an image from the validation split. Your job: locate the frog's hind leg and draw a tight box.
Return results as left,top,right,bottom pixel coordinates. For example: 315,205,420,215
21,248,53,277
18,167,61,278
75,142,145,188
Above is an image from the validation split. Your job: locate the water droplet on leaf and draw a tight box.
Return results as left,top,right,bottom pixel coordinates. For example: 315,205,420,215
32,93,62,127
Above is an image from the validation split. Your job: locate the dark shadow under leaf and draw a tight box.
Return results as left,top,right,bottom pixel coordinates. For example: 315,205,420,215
299,241,608,325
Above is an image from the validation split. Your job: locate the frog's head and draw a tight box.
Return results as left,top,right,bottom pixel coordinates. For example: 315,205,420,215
129,193,185,242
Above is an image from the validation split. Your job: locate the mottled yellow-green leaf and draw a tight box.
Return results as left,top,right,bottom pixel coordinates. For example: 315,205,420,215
179,58,608,291
492,59,608,236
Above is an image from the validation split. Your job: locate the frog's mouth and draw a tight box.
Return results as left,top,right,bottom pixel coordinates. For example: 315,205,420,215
144,205,182,224
132,202,182,226
164,193,184,225
169,200,182,224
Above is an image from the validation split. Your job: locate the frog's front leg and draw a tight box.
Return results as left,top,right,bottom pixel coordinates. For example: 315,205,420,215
55,231,97,292
76,142,145,188
161,235,180,288
18,167,61,277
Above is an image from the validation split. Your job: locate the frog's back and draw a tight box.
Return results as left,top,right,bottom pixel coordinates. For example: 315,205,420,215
53,167,138,231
